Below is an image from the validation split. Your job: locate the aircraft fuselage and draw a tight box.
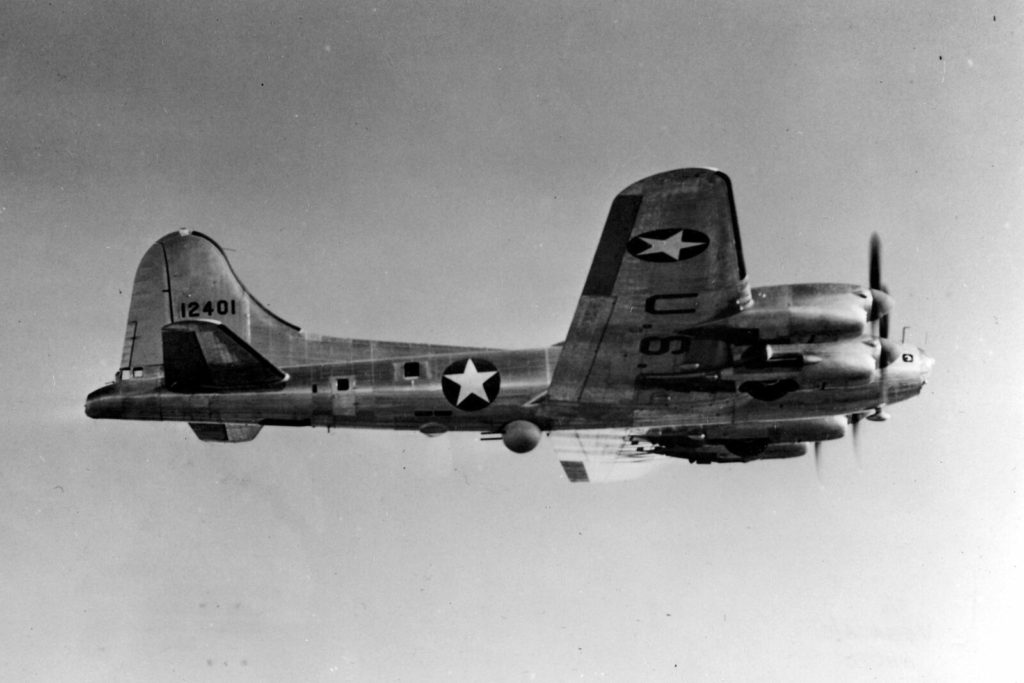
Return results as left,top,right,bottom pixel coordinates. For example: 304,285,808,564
84,169,933,476
86,329,929,434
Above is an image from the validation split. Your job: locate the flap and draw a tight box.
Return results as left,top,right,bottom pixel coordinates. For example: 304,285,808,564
551,430,671,483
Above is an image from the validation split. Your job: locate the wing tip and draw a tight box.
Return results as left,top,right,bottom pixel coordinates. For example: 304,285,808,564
618,167,730,196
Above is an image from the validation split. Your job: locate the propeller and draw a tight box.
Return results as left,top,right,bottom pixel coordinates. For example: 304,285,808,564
869,233,892,339
868,233,892,422
815,235,900,479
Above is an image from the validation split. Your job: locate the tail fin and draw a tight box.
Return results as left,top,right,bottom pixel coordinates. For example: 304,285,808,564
117,230,300,379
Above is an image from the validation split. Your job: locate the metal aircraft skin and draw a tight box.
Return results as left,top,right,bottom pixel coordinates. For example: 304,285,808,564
85,168,933,482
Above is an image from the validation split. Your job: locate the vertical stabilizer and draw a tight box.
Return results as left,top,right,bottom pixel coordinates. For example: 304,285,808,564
117,230,300,379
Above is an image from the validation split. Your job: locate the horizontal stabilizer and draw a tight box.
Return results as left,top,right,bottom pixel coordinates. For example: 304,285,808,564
162,320,287,392
189,422,262,442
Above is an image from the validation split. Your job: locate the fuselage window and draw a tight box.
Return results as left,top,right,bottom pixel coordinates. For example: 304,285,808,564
404,362,420,379
336,378,351,391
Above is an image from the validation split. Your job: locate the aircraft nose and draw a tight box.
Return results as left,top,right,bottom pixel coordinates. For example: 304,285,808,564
919,349,935,380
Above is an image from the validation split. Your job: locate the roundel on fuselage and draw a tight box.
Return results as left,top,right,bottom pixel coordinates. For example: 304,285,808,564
626,228,710,262
441,358,501,411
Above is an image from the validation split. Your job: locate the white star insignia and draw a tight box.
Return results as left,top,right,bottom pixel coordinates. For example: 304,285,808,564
444,359,498,405
637,230,704,260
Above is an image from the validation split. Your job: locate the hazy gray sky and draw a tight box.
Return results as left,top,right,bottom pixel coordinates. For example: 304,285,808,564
3,1,1022,680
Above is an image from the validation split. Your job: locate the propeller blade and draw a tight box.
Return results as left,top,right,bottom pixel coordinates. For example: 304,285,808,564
878,338,898,410
879,343,889,400
849,413,863,467
878,284,890,339
813,441,823,484
870,233,882,290
869,235,892,419
869,234,885,337
866,348,891,422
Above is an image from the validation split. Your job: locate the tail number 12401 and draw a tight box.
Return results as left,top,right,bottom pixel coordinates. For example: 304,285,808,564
179,300,237,318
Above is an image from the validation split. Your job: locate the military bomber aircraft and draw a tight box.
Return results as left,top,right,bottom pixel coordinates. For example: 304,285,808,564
85,168,933,481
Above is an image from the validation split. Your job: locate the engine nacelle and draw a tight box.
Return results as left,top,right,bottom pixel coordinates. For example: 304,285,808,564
668,441,809,464
737,339,881,386
798,349,876,383
694,284,893,343
705,416,847,443
502,420,543,453
648,417,846,452
720,306,866,342
758,443,809,459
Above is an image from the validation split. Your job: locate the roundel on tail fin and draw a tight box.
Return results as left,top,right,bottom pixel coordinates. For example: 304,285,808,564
626,228,710,262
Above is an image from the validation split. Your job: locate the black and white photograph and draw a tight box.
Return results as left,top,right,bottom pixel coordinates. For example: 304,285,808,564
2,2,1021,680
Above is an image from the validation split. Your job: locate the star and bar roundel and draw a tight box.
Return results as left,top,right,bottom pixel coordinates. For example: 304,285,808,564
441,358,501,411
626,228,710,262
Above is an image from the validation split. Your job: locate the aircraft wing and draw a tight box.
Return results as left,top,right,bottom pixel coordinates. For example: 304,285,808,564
548,168,750,405
551,430,671,483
